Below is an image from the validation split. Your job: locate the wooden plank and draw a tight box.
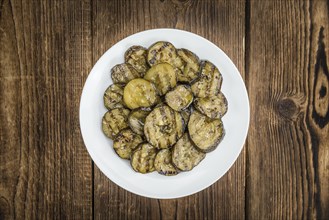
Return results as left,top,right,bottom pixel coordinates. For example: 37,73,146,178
92,0,245,219
307,0,329,218
247,0,329,219
0,0,93,219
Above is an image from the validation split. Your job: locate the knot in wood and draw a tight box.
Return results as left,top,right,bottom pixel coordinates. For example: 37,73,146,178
277,98,299,120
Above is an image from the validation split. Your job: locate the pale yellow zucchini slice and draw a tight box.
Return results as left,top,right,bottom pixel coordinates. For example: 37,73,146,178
144,63,177,96
123,78,159,109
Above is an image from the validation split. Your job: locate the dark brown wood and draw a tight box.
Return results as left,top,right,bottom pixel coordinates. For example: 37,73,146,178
247,0,329,219
1,0,329,219
92,0,245,220
0,0,93,219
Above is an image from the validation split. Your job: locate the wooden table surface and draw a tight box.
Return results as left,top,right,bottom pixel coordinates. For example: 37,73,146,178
1,0,328,219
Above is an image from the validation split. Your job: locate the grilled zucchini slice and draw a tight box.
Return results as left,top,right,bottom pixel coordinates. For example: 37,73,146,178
128,108,151,135
123,78,159,109
125,45,149,76
111,63,141,84
154,149,178,176
177,49,200,83
191,61,222,98
147,41,183,78
194,92,228,119
188,110,224,152
147,41,183,67
165,85,193,111
172,133,206,171
103,84,125,110
144,63,177,95
113,129,144,159
102,108,130,139
144,105,184,149
131,143,157,173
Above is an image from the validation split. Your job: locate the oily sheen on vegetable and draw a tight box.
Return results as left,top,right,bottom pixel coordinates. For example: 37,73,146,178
101,41,228,175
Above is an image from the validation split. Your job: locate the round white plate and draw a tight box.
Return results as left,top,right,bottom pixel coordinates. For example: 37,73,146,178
80,29,249,199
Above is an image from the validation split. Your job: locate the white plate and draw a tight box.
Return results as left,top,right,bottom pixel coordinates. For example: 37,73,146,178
80,29,249,199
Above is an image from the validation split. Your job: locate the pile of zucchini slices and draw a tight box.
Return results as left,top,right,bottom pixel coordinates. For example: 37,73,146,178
102,41,228,175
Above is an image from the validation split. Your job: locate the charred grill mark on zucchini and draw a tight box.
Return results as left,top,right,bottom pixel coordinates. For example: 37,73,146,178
113,129,144,159
144,105,184,149
111,63,141,84
144,63,177,95
194,92,228,119
131,143,157,173
124,46,149,76
172,133,206,171
102,108,130,139
191,61,222,98
165,85,193,111
188,110,225,152
123,78,159,109
103,84,125,110
154,149,178,176
177,49,200,83
147,41,183,73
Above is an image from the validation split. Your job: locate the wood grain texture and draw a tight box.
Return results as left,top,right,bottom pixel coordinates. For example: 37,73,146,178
92,0,245,220
1,0,329,219
247,0,329,219
0,0,93,219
